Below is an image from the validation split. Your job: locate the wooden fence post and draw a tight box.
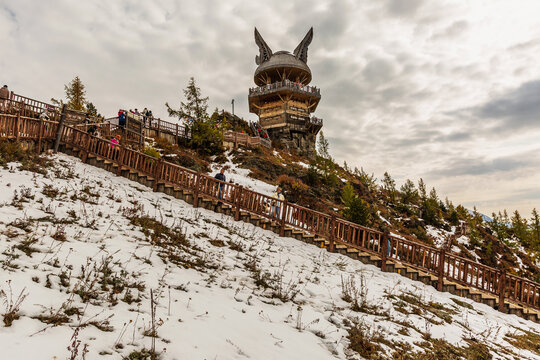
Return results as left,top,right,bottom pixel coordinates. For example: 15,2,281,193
82,134,90,163
381,231,389,272
175,123,179,145
437,249,446,291
193,171,201,208
15,113,20,141
157,119,161,138
53,105,67,153
280,200,288,236
140,122,144,147
153,158,163,191
116,145,124,176
328,215,336,252
37,119,43,154
498,271,506,312
235,186,243,221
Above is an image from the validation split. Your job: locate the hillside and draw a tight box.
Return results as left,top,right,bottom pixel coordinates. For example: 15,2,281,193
177,128,539,283
0,149,539,359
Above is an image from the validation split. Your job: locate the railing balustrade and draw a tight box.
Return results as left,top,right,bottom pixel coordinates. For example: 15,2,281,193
249,80,321,96
0,114,539,313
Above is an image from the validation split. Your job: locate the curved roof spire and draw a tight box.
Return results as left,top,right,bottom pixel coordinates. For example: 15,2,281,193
293,27,313,64
254,28,273,65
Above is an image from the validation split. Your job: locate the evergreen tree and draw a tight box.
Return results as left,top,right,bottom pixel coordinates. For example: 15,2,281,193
314,131,338,186
491,212,509,242
423,187,441,226
86,102,100,118
418,178,427,200
502,209,510,225
341,182,356,209
340,182,371,226
166,77,209,123
530,208,540,251
166,77,222,155
64,76,87,111
51,76,87,111
346,197,371,226
449,209,460,226
400,179,418,205
316,131,331,160
382,172,397,203
511,210,529,245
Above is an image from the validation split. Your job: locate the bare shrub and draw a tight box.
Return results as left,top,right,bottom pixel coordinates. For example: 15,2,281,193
0,281,28,327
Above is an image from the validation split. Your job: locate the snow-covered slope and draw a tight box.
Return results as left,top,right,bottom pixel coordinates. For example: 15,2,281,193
0,154,538,359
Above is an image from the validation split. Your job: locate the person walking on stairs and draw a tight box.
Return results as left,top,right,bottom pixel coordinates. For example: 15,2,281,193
0,85,10,111
271,187,285,218
214,168,226,200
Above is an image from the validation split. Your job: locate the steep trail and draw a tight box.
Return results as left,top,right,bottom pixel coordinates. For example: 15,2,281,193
0,111,539,323
1,153,539,359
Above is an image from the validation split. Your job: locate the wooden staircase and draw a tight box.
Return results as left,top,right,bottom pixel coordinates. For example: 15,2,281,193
61,143,540,323
0,131,535,324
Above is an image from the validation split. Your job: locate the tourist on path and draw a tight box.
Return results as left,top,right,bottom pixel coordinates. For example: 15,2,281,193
271,187,285,218
214,168,226,200
118,110,126,128
0,85,10,110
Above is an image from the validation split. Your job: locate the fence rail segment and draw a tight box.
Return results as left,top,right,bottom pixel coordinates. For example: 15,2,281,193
0,115,539,313
224,130,271,149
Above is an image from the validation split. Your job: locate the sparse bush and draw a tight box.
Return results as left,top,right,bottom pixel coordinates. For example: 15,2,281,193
0,282,28,327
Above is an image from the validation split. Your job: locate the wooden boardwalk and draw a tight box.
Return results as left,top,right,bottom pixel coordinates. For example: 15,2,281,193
1,111,539,323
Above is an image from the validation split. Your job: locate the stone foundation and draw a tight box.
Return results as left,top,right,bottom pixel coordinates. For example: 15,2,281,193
267,128,316,158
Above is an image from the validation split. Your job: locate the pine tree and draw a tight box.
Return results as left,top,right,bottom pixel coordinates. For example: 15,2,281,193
529,208,540,250
86,102,100,118
382,172,397,203
423,188,441,226
65,76,87,111
166,77,209,123
316,131,330,160
418,178,427,200
491,212,509,242
340,183,371,226
511,210,529,246
341,182,356,209
314,131,337,186
400,179,418,205
166,77,221,154
347,197,371,226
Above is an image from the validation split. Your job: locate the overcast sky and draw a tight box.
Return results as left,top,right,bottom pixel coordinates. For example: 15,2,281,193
1,0,540,218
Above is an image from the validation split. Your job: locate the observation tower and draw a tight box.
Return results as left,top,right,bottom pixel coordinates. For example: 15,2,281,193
248,28,322,156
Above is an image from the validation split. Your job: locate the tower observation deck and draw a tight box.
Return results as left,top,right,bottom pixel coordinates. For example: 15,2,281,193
248,28,322,157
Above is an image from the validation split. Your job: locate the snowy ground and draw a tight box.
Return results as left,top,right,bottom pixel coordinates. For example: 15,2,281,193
0,154,538,359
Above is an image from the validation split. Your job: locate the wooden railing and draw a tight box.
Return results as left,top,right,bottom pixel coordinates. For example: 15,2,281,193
0,115,539,313
107,115,190,143
223,130,271,149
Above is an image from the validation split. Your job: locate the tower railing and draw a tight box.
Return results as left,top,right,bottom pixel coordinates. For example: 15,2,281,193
249,80,321,96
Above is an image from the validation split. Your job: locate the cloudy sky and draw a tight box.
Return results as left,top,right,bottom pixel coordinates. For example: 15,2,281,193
1,0,540,217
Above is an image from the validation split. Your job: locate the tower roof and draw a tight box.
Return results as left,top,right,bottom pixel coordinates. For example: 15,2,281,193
254,51,312,86
253,28,314,86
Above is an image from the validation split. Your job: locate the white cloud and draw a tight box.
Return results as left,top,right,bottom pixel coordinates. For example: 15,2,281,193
2,0,540,216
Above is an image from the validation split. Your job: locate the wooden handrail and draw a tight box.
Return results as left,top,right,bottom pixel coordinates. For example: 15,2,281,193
1,114,539,313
